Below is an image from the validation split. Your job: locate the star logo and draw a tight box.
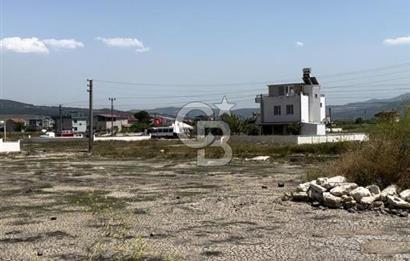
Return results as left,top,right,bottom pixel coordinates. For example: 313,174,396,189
214,96,235,116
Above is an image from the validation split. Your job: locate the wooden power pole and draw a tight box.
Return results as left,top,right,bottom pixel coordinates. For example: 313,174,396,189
87,79,93,153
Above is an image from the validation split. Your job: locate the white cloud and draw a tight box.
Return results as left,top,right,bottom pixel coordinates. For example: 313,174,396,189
43,39,84,49
296,41,304,47
383,36,410,46
0,37,84,54
97,37,149,52
0,37,49,53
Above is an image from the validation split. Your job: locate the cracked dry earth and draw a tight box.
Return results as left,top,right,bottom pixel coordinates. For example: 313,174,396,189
0,153,409,260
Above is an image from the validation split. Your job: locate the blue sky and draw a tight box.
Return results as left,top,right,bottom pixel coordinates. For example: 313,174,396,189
1,0,410,109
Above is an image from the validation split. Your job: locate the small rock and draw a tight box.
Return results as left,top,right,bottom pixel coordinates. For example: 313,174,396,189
361,196,377,205
399,189,410,202
316,177,328,186
366,185,381,196
281,192,292,201
399,211,408,217
261,185,268,189
323,192,343,208
176,196,181,200
311,201,320,208
50,217,57,221
296,182,310,192
380,185,398,201
350,187,371,202
371,201,384,209
386,195,410,209
150,232,155,237
277,182,285,188
291,191,309,202
37,251,43,256
330,183,358,197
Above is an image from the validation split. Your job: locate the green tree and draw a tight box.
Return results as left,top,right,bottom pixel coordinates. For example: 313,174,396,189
134,111,150,123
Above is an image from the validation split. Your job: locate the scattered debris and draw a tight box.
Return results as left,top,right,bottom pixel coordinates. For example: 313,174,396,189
290,177,410,217
245,156,270,161
277,182,285,188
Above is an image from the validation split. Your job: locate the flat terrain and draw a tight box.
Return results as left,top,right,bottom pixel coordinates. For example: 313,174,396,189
0,150,409,260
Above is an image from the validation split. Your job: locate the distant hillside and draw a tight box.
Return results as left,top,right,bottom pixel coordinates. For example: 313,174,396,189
0,99,117,119
329,93,410,120
1,92,410,121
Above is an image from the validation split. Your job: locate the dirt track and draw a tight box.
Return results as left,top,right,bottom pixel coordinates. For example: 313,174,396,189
0,152,409,260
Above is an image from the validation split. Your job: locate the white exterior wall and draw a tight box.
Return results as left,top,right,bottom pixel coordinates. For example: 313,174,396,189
261,95,301,123
320,96,326,122
72,120,87,133
300,95,309,123
0,139,21,153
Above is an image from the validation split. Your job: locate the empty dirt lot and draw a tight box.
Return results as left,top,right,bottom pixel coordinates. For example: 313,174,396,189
0,148,409,260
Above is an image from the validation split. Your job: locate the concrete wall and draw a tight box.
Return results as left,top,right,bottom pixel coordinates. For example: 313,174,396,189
94,135,151,142
0,139,21,153
230,133,368,145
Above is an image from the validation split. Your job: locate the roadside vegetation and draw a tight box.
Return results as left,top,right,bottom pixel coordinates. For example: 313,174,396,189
330,110,410,189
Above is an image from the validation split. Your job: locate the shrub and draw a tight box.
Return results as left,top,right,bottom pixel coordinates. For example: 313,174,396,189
331,109,410,189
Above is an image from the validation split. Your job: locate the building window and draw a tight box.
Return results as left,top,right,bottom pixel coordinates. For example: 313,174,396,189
286,105,294,115
315,94,318,98
320,102,323,108
273,106,281,116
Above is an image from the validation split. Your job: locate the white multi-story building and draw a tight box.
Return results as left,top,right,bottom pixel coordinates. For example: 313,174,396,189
255,68,326,135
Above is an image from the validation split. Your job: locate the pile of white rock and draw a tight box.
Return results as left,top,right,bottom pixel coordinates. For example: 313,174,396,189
290,176,410,217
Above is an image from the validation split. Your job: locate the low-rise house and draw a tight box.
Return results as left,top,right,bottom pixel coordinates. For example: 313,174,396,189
255,68,326,135
28,116,54,131
95,113,130,133
5,118,26,132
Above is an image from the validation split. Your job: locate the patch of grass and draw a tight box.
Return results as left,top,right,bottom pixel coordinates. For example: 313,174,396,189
65,191,127,212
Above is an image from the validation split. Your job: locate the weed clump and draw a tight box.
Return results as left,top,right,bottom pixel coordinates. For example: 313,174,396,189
331,110,410,189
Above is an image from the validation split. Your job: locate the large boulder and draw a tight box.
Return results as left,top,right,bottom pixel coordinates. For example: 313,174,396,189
323,192,343,208
296,182,311,193
309,183,327,202
330,183,358,197
350,187,371,202
386,195,410,209
399,189,410,202
321,176,346,189
380,185,398,201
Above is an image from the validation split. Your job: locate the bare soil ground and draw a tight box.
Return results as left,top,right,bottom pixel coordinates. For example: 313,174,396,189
0,151,409,260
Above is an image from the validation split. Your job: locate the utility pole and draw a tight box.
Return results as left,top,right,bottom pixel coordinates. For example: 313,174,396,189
109,97,116,136
87,79,93,153
59,105,63,135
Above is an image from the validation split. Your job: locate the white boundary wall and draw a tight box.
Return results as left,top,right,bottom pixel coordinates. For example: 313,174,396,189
230,133,368,145
94,135,151,142
0,139,21,153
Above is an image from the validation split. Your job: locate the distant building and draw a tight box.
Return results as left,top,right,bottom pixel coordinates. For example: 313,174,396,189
53,112,88,135
255,68,326,135
5,118,26,132
95,113,130,133
27,116,54,131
